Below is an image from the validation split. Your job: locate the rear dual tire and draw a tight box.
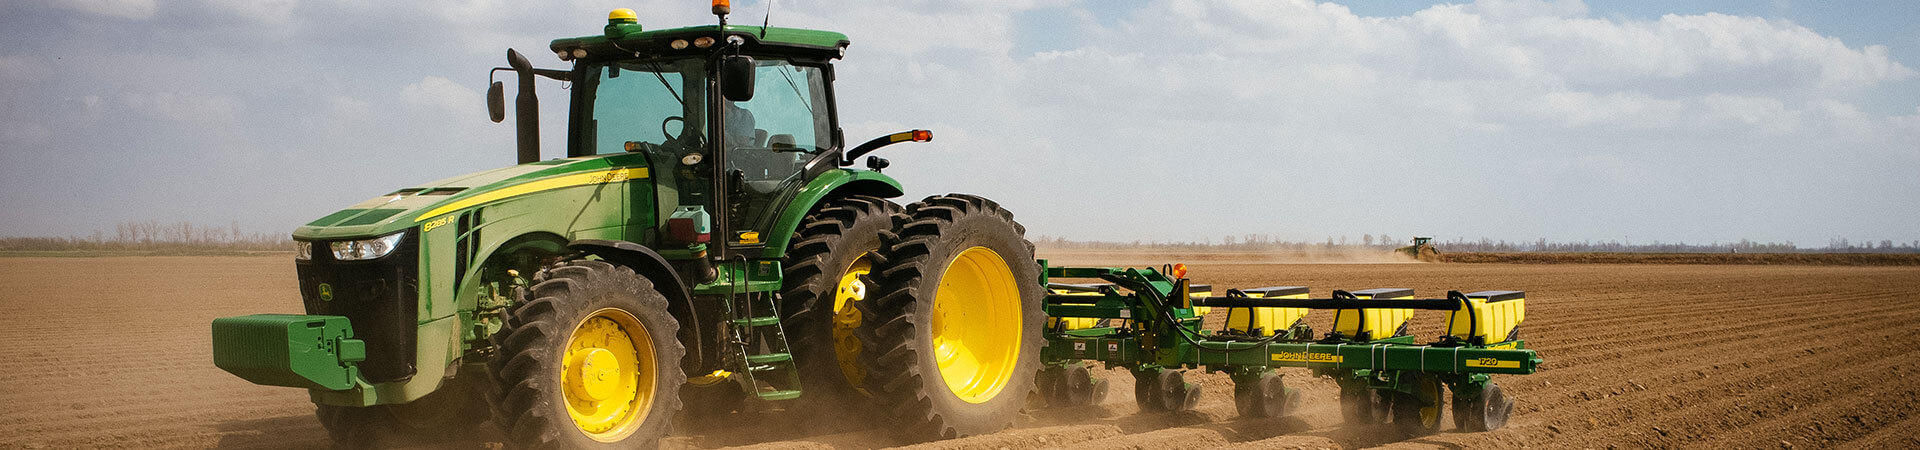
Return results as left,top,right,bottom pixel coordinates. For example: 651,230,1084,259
857,194,1045,439
781,195,901,411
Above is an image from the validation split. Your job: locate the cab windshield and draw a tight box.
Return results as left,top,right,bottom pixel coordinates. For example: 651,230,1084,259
574,55,835,245
578,58,709,156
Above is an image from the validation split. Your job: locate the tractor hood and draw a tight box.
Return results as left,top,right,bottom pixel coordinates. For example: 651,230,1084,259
293,155,643,240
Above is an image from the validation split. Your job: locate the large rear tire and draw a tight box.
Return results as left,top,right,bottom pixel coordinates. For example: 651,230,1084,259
858,194,1044,439
781,195,901,407
487,260,686,449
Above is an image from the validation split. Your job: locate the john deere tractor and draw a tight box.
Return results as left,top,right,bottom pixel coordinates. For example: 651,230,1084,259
1399,236,1439,261
213,4,1043,448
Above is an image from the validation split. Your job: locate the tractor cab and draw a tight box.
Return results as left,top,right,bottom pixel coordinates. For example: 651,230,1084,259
541,9,851,253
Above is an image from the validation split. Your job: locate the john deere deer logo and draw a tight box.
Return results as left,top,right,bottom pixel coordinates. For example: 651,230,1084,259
317,283,333,302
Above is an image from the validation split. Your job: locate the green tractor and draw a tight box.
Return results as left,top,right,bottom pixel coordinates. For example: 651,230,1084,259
212,4,1044,448
1399,236,1438,261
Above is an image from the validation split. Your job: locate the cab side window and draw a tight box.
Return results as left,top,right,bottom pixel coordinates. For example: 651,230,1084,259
730,62,829,153
724,60,830,240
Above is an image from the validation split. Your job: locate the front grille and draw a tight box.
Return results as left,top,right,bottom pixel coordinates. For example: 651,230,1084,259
296,231,420,383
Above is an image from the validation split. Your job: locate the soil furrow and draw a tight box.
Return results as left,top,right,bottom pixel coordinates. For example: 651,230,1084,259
4,256,1914,449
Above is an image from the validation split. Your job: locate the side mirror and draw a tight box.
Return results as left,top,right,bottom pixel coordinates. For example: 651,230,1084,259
721,55,755,102
487,81,505,123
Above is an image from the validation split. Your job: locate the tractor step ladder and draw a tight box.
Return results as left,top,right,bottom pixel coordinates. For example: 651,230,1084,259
723,262,803,401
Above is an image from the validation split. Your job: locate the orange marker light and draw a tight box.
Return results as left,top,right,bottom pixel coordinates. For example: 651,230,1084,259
1171,263,1188,279
911,129,932,142
712,0,731,15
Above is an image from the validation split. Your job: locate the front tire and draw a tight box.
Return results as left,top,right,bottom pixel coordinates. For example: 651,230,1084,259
858,194,1045,439
487,260,686,449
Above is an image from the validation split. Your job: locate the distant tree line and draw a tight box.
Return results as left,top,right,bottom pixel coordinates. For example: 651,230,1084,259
1034,233,1920,254
0,221,291,253
7,224,1914,255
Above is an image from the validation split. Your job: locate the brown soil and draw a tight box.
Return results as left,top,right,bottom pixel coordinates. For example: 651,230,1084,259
1,255,1916,449
1439,252,1920,266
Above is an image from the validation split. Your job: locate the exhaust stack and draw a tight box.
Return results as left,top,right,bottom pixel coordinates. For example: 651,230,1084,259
507,49,539,165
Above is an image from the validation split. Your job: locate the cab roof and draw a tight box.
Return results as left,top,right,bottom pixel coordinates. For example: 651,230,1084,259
551,24,850,61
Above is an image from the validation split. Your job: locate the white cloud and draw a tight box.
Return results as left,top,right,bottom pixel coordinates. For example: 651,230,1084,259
1890,108,1920,159
119,91,243,126
0,54,52,83
1629,13,1913,91
36,0,156,20
1,0,1913,243
195,0,297,26
1698,94,1800,134
813,0,1920,243
1,122,51,145
1892,107,1920,133
1802,99,1881,144
777,0,1057,56
324,95,374,126
400,76,480,117
1007,0,1915,136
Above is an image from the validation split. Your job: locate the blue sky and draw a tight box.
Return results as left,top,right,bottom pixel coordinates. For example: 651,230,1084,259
1,0,1915,247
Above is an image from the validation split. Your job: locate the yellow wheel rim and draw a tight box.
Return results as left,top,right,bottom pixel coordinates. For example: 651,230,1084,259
562,308,656,442
832,254,873,387
1417,379,1441,427
931,246,1022,404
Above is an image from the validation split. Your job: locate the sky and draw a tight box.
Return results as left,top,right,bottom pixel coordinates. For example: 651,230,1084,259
1,0,1916,247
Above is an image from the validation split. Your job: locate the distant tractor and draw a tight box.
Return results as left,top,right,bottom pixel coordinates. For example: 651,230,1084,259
1400,236,1439,260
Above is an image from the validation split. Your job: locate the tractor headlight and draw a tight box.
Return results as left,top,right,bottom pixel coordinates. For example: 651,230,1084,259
329,232,405,261
294,241,313,260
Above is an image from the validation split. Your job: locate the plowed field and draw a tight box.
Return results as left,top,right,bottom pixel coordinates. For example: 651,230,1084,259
1,255,1915,449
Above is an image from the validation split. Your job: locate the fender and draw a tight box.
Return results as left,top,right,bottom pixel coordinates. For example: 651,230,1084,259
567,239,710,373
756,168,904,258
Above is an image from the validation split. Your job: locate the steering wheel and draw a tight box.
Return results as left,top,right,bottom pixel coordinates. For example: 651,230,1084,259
661,116,686,141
